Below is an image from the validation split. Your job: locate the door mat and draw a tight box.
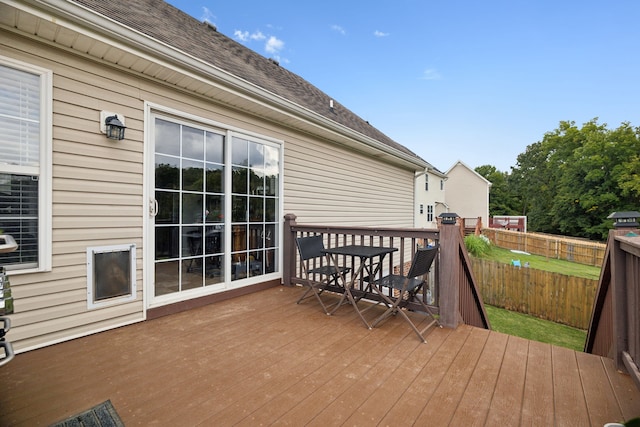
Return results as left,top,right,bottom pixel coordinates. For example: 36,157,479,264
50,400,124,427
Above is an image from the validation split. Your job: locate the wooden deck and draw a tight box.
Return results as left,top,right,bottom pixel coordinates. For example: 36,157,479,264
1,286,639,426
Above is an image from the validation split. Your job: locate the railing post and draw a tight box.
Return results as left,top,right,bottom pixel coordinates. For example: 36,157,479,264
611,230,630,372
439,223,461,328
282,213,297,286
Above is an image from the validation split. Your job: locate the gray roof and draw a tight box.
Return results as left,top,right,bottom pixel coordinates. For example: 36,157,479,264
72,0,427,163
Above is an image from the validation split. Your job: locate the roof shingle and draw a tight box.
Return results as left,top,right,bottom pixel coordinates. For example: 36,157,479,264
72,0,425,161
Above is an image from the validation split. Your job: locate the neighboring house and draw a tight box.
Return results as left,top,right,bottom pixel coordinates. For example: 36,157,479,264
414,165,447,229
445,160,492,228
0,0,432,352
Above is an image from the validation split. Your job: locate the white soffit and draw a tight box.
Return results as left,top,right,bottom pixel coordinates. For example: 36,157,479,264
0,1,427,170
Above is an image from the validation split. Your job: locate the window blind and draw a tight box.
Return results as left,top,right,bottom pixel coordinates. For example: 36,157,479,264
0,63,41,269
0,65,40,168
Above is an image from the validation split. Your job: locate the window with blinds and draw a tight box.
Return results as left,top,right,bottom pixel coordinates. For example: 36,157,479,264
0,59,49,270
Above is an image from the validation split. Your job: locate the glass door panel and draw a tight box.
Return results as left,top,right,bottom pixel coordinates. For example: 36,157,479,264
153,119,226,297
230,136,279,281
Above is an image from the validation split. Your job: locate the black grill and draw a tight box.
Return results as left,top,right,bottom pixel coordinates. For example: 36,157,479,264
0,235,17,367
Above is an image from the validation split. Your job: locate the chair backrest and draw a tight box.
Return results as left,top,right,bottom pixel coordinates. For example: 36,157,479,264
406,245,439,278
296,235,326,261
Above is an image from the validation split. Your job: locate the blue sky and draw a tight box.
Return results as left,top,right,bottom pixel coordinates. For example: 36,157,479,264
166,0,640,172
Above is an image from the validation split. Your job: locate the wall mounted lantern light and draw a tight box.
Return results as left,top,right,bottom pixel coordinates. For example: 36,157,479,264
100,111,126,140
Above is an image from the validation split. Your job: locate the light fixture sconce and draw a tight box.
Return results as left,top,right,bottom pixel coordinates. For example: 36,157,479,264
100,111,126,140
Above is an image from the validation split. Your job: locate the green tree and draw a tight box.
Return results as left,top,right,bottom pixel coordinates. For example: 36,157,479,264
510,119,640,240
475,165,518,216
510,139,557,233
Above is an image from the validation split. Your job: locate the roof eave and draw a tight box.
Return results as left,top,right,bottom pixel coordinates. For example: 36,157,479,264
12,0,428,170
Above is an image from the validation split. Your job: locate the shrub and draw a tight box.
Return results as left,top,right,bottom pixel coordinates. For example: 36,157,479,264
464,234,491,257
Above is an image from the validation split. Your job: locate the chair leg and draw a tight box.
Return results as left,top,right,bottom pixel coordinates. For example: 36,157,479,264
371,289,441,343
409,291,442,329
395,308,428,343
296,280,331,315
370,291,401,329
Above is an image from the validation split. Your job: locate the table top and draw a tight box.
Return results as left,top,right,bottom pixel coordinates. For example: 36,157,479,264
323,245,397,258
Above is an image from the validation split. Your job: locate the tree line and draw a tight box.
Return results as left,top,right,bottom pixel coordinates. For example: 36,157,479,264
476,119,640,241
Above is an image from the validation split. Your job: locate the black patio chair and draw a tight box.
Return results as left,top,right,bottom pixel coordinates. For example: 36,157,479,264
370,245,441,342
295,235,350,314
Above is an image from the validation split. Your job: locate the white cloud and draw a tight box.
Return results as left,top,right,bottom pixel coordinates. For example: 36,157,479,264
234,30,249,42
331,25,346,35
251,31,266,41
234,30,266,42
200,7,216,24
232,26,287,63
422,68,442,80
265,36,284,54
374,30,390,37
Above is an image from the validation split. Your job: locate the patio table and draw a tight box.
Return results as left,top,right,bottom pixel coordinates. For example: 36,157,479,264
323,245,398,328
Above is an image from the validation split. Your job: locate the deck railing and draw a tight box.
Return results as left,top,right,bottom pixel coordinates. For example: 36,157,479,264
585,228,640,390
282,214,490,330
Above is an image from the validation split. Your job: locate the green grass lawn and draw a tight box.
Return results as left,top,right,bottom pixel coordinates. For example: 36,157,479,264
477,245,601,280
485,304,587,351
465,238,597,351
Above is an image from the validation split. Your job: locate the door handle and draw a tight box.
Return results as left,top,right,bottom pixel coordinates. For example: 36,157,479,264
150,198,158,217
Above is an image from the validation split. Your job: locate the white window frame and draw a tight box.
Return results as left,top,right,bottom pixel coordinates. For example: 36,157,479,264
0,56,52,273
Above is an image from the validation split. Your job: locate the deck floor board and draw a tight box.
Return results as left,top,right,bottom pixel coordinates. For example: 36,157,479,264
1,286,639,426
484,335,529,425
521,339,555,426
552,345,592,426
448,330,509,426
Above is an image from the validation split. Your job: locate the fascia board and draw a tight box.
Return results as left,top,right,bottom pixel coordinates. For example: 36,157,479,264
13,0,428,170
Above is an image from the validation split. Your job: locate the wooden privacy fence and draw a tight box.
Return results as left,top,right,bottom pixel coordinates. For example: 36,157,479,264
470,258,598,329
483,228,606,267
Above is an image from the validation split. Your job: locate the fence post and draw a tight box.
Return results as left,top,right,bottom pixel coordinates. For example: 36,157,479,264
439,223,461,328
282,213,297,286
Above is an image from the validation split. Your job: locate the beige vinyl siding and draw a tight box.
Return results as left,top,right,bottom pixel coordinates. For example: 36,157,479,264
2,26,418,351
284,134,415,226
445,162,490,226
3,33,145,351
14,309,144,351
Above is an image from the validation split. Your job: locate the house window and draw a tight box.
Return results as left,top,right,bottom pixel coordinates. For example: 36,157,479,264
440,179,444,191
419,204,424,214
425,175,429,191
427,205,434,222
0,58,52,272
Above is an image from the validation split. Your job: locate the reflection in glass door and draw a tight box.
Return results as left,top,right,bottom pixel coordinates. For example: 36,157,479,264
154,118,225,297
230,136,279,281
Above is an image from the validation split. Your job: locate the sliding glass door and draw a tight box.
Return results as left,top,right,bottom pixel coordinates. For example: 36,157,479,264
150,114,280,302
